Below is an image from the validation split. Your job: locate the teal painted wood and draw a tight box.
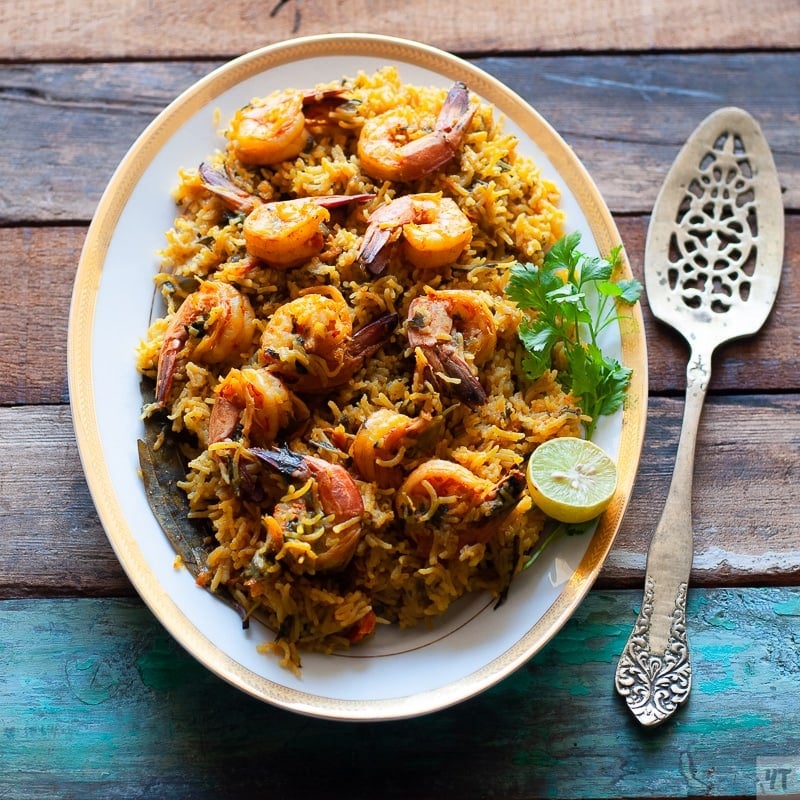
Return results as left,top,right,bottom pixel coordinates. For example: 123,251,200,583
1,588,798,799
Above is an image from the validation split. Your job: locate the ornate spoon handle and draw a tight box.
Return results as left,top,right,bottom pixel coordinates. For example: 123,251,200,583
614,347,710,726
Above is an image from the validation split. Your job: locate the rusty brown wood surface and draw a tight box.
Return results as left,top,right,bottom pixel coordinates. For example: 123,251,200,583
3,0,799,60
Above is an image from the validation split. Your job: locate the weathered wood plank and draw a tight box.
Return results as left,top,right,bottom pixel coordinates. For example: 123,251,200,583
1,589,798,799
0,53,797,224
2,217,796,407
0,227,80,406
0,61,211,225
601,393,800,589
2,0,798,61
0,405,130,597
478,52,800,215
1,397,798,599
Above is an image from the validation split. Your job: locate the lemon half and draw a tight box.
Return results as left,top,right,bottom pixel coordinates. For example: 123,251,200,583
526,437,618,524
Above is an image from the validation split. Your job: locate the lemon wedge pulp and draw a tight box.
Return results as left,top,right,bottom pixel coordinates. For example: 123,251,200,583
526,437,618,524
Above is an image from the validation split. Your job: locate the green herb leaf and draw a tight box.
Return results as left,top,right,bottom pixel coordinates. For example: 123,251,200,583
522,519,594,570
577,255,612,284
506,233,641,437
617,278,645,303
517,317,553,348
543,230,582,273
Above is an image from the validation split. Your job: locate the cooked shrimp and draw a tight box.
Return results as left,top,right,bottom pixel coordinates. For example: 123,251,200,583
207,367,307,446
155,281,256,407
243,194,373,268
405,288,497,407
351,409,434,488
261,287,398,392
198,163,374,268
227,87,347,166
357,81,477,183
249,446,365,573
358,193,473,275
395,459,526,553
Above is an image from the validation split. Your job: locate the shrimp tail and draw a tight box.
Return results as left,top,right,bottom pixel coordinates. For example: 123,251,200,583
200,163,374,216
483,471,527,517
395,82,477,180
425,343,488,407
314,193,376,209
435,82,475,143
154,342,180,407
301,87,349,121
348,312,399,360
466,470,527,545
357,196,414,275
198,162,257,214
358,223,399,275
359,233,393,275
208,394,240,444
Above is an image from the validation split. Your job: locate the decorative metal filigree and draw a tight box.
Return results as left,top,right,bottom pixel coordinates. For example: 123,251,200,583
667,128,757,315
615,578,691,726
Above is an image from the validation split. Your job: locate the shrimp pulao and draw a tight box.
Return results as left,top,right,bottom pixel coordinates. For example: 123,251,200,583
136,66,579,673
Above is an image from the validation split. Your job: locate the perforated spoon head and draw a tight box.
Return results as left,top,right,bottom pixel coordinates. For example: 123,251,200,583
645,107,784,354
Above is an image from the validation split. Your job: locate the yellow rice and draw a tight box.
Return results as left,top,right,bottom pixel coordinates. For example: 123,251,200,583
136,66,582,672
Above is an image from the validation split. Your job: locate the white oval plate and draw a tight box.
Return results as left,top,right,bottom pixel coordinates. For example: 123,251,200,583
68,33,647,720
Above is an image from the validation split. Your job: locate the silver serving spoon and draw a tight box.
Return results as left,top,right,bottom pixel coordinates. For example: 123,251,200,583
614,107,784,726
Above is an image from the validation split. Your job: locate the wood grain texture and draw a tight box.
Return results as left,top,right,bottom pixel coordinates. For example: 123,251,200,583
1,4,797,798
0,227,80,406
0,53,797,225
2,0,799,60
0,405,127,597
1,589,798,799
1,217,796,407
477,52,800,214
1,395,797,599
602,393,800,589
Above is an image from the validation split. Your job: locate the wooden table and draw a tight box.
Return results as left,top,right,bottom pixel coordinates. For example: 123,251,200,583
2,2,798,797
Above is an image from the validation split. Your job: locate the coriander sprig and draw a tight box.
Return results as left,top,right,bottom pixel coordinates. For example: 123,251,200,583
505,231,642,437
